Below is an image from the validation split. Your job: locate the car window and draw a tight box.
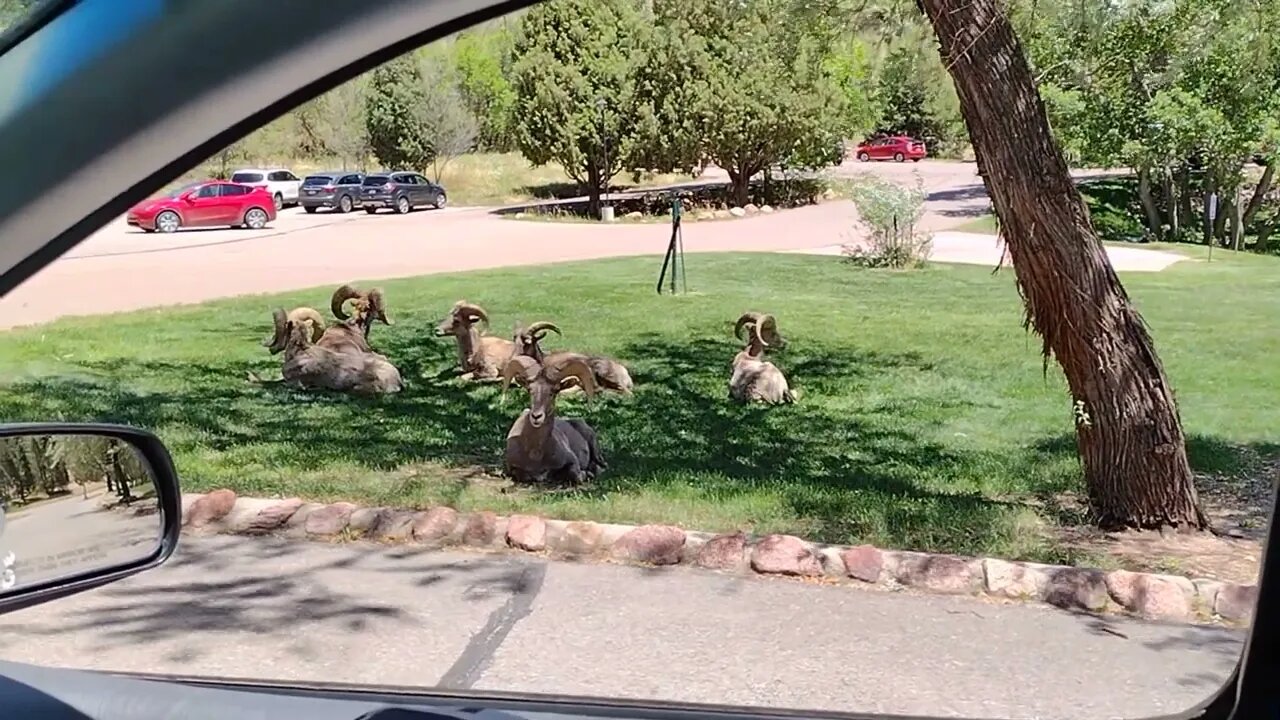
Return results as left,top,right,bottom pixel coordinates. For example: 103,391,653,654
340,174,362,185
194,183,219,198
1,1,1269,719
222,184,248,196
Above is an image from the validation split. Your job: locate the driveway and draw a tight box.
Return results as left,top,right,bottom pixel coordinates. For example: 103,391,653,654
0,534,1242,720
0,161,1139,330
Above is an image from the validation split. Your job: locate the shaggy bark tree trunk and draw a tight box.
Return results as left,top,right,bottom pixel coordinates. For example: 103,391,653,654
1162,172,1180,238
918,0,1207,530
1138,168,1164,241
1243,162,1275,228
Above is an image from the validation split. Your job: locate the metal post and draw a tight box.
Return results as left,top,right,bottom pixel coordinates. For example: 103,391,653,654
597,98,611,221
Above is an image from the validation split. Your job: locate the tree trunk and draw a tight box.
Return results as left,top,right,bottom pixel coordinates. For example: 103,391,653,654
1257,218,1276,253
918,0,1206,530
1213,192,1230,243
1176,166,1194,234
1202,181,1217,245
1161,172,1179,238
1242,162,1275,228
585,163,602,220
727,167,751,208
1137,168,1164,242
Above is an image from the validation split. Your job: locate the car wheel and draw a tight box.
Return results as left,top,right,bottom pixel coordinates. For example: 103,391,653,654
339,194,354,213
365,206,378,214
272,193,283,211
243,207,269,229
396,195,411,214
912,158,922,163
894,152,905,162
156,211,181,234
303,205,317,214
857,152,870,162
434,192,447,210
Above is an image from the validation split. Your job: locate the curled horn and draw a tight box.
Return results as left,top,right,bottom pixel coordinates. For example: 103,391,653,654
287,307,326,343
500,355,541,403
734,312,764,341
456,301,489,326
265,308,289,353
367,287,392,325
758,313,784,348
544,353,598,398
527,321,561,339
752,320,768,348
330,284,362,320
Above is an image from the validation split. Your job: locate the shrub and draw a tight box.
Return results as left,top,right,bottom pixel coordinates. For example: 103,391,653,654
842,176,931,269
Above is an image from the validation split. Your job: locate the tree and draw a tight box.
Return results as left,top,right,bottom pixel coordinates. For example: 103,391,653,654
309,77,372,170
416,55,480,182
918,0,1207,530
454,27,519,152
365,57,432,170
510,0,652,218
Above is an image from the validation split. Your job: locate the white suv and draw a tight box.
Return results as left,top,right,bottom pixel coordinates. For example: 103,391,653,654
229,168,302,210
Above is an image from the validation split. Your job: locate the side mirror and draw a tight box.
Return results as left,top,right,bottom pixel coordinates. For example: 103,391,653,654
180,192,196,203
0,424,181,614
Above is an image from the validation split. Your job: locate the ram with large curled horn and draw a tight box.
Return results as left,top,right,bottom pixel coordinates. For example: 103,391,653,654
513,320,634,396
262,307,403,395
500,353,607,485
435,300,515,380
331,284,393,341
728,311,795,405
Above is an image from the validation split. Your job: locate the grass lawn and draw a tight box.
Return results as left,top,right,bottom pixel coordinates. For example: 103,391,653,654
171,152,692,208
1,251,1276,565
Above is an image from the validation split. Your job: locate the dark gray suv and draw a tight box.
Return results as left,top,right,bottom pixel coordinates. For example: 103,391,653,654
299,171,365,213
361,171,448,214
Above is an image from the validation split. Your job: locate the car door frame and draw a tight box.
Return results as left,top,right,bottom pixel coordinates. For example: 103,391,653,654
412,173,439,205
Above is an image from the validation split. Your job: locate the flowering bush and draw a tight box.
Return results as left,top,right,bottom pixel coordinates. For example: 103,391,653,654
841,176,932,269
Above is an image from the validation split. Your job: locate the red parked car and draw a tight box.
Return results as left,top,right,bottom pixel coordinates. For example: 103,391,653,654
126,180,277,233
855,135,927,163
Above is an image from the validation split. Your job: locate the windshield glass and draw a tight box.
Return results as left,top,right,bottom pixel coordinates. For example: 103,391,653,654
0,2,1270,719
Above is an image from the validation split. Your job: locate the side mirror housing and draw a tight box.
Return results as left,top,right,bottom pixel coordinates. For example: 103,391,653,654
0,423,181,615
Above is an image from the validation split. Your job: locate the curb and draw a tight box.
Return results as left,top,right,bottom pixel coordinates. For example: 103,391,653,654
178,490,1257,627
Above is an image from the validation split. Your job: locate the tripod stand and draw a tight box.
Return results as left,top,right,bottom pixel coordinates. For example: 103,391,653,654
656,196,688,294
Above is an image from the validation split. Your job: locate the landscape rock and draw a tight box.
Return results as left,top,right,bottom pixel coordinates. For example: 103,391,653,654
549,521,604,555
750,535,822,577
695,532,748,571
818,547,847,577
892,553,982,594
242,498,303,534
728,207,747,218
611,525,686,565
370,509,416,542
184,489,236,528
694,210,716,221
506,515,547,551
984,559,1044,599
413,506,459,542
760,205,775,214
462,511,499,546
1042,567,1109,611
625,211,644,220
841,545,883,583
1193,579,1223,611
1215,584,1258,622
180,493,204,517
1106,570,1192,620
219,497,279,533
713,209,732,219
305,502,357,536
743,203,759,215
347,507,383,534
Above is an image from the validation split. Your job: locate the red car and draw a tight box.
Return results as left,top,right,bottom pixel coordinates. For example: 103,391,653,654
855,135,927,163
126,180,277,233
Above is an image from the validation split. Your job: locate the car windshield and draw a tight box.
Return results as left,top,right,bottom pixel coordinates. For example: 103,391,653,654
0,1,1271,719
160,181,202,198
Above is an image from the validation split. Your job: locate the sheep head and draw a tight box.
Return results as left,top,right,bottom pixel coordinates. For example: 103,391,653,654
734,312,786,349
512,321,561,361
436,300,489,337
501,353,597,429
331,284,393,327
265,308,318,355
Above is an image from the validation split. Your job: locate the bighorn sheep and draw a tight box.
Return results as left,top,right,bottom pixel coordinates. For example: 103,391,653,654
513,321,634,396
501,354,607,485
729,312,794,405
435,301,515,380
264,308,404,395
330,284,393,340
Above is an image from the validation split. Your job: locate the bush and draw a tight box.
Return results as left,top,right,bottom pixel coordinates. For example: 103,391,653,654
842,176,932,268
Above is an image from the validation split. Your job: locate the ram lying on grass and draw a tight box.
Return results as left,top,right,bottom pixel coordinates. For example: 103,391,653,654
262,307,403,395
435,300,515,381
513,320,634,396
501,353,606,485
728,311,794,405
330,284,393,345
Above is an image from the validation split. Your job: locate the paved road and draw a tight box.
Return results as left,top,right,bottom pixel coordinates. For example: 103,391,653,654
0,161,1126,331
0,534,1242,719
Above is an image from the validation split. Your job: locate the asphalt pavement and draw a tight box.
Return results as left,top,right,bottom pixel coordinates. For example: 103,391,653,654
0,534,1244,720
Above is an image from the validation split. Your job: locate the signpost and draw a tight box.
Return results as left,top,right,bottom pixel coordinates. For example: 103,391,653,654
656,196,687,295
1207,192,1217,263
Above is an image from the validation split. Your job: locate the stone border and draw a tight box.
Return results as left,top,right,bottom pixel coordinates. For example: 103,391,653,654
180,490,1257,626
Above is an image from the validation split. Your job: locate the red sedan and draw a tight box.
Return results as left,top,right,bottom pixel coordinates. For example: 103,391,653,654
126,180,277,233
855,135,927,163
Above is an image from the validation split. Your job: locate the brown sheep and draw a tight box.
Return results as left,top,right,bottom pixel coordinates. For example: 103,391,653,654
435,300,515,380
263,308,403,395
501,353,606,485
513,320,633,396
729,312,794,405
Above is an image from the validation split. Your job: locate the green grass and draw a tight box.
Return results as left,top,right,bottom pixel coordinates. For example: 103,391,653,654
1,252,1277,564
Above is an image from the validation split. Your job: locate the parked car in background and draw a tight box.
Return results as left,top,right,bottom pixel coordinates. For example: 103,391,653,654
229,167,302,210
361,171,448,214
299,171,365,213
125,181,277,233
855,135,927,163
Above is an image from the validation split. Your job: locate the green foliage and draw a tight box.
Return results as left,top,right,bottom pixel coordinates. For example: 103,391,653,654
365,57,432,170
842,176,931,268
454,27,519,152
873,39,967,156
